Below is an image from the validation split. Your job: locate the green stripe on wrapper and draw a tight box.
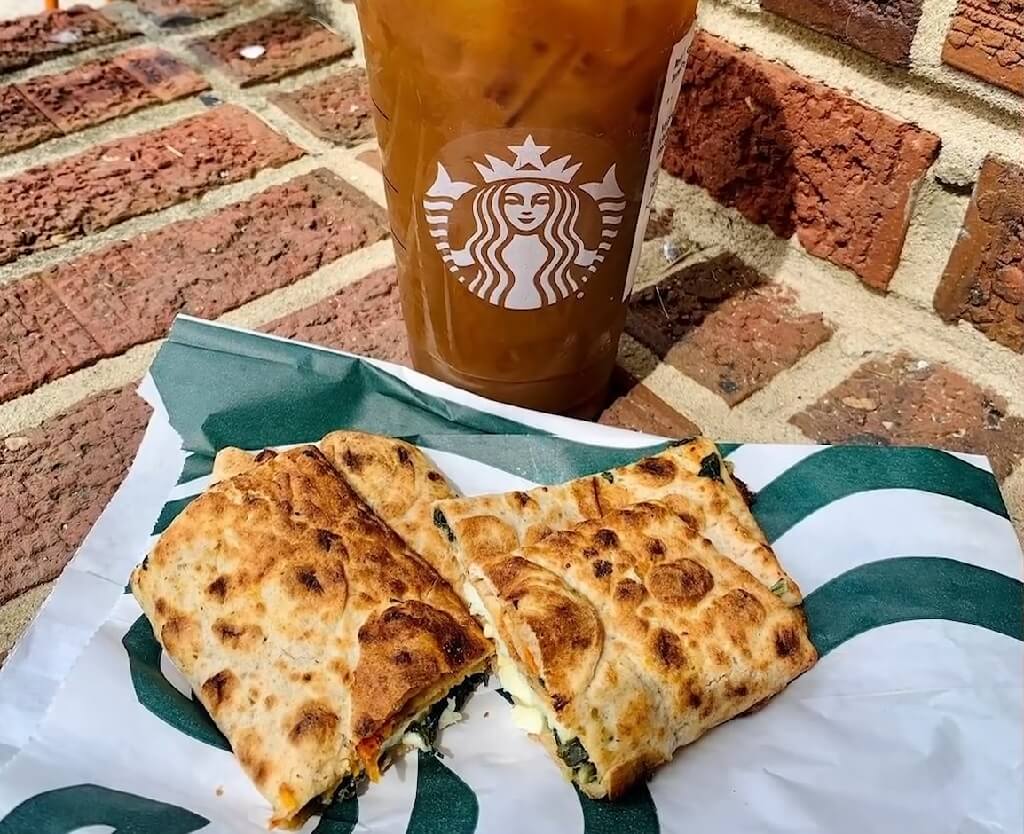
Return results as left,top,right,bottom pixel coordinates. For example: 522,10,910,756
753,447,1009,543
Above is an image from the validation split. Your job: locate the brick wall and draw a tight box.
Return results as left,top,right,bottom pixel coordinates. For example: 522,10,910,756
0,0,1021,661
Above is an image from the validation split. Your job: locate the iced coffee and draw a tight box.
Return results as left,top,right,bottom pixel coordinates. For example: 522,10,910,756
355,0,699,415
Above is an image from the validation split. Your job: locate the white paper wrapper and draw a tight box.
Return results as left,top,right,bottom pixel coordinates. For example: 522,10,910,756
0,316,1020,834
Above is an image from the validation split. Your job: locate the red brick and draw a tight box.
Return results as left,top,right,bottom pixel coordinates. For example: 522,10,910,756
0,386,150,605
626,253,765,358
935,157,1024,352
665,34,940,290
113,47,209,103
189,12,353,87
0,170,389,402
761,0,923,66
0,6,134,74
599,384,701,438
0,276,99,402
0,105,302,266
137,0,237,26
791,353,1024,479
667,283,832,405
943,0,1024,96
17,53,152,134
0,86,59,155
270,68,375,146
263,266,409,364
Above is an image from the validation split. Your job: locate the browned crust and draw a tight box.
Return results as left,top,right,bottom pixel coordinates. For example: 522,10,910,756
132,446,488,825
463,500,816,798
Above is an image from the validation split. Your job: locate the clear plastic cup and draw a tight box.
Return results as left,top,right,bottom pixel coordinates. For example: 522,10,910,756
355,0,699,415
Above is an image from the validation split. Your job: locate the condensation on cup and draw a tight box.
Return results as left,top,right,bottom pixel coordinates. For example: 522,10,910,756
355,0,700,416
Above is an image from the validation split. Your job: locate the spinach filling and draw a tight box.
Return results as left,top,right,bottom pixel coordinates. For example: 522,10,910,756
403,672,487,755
554,731,597,785
432,508,456,542
698,452,724,483
334,772,365,802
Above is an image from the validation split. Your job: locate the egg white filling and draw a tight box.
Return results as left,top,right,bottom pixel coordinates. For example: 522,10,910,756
462,580,573,742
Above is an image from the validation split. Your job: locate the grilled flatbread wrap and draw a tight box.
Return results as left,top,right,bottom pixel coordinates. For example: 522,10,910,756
435,439,801,605
458,500,816,798
131,447,489,826
212,431,462,590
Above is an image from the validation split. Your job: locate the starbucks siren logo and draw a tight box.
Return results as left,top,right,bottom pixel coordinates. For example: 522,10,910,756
424,136,626,310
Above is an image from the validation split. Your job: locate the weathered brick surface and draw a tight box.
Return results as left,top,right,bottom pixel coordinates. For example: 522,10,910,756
113,47,209,103
0,266,408,606
0,86,59,155
0,276,99,403
791,353,1024,479
0,6,133,74
0,385,150,605
0,170,387,402
17,55,152,133
935,157,1024,352
626,254,765,358
189,12,353,87
137,0,237,26
667,284,832,405
665,34,940,290
271,68,375,145
0,105,302,266
599,383,701,438
264,266,409,363
943,0,1024,96
761,0,923,66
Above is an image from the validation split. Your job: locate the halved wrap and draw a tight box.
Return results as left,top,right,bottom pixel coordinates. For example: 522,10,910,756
456,500,816,798
212,431,462,590
131,447,489,826
434,438,801,605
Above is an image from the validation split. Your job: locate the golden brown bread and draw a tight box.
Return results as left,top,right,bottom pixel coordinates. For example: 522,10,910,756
436,438,801,605
212,431,463,590
462,500,816,799
131,447,489,826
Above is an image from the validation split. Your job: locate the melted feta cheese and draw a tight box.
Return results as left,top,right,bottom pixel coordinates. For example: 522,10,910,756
463,579,570,739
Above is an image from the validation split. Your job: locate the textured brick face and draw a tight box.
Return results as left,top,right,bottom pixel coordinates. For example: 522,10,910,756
791,353,1024,479
0,386,151,605
667,284,832,405
599,384,701,438
943,0,1024,96
0,6,133,74
137,0,236,26
0,105,302,266
0,170,388,402
0,86,59,155
265,267,409,364
271,69,375,146
189,12,353,86
664,34,941,290
761,0,923,66
627,255,765,358
934,157,1024,352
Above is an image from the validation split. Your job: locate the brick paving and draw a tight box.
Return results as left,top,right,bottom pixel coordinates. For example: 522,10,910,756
0,0,1021,666
943,0,1024,96
934,157,1024,353
0,105,302,265
666,33,941,291
270,68,375,146
0,6,134,74
762,0,923,66
189,11,353,86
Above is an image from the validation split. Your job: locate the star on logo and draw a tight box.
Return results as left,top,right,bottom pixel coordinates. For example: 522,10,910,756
508,135,551,170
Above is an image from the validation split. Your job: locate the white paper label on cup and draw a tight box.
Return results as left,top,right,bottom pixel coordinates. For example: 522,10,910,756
622,26,697,301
